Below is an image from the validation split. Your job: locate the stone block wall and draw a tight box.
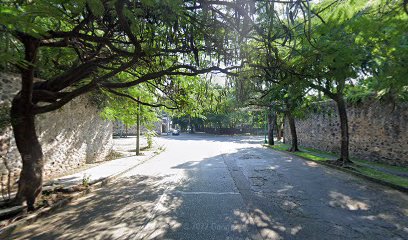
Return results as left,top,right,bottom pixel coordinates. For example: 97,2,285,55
0,72,113,189
284,100,408,166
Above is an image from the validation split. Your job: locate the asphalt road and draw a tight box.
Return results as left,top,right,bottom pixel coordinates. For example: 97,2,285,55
8,134,408,239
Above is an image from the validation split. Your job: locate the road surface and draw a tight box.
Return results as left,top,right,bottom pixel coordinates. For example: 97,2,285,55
7,134,408,239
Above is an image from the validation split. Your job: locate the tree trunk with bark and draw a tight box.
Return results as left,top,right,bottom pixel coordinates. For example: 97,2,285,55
11,101,43,210
335,95,351,165
282,121,286,144
286,111,299,152
276,122,283,141
267,109,274,145
12,35,43,210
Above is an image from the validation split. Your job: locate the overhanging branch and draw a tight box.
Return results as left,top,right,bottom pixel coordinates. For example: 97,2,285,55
101,65,241,89
105,88,178,110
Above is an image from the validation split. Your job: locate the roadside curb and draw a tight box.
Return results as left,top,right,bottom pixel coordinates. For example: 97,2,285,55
263,145,408,194
0,146,165,238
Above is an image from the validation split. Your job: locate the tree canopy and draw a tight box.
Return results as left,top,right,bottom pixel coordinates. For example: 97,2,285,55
0,0,252,208
0,0,407,208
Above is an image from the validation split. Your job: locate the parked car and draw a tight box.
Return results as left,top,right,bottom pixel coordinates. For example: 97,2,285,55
172,129,180,136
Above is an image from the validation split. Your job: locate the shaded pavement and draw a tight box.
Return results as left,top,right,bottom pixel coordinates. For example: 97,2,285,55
45,136,155,187
6,134,408,239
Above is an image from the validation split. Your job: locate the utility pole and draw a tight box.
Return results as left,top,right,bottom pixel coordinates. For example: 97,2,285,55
136,97,141,156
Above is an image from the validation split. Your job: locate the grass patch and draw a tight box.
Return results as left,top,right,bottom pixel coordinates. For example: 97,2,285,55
353,159,408,174
294,152,327,161
269,144,290,151
303,147,337,157
268,144,328,161
266,143,408,189
353,165,408,188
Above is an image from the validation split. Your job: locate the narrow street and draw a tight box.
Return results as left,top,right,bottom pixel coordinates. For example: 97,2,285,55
8,134,408,240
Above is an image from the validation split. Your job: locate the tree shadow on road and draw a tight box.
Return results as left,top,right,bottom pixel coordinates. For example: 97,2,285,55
7,144,408,240
7,175,172,240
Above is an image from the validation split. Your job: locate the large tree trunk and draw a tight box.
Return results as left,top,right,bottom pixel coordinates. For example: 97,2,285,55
12,35,43,210
11,100,43,211
267,109,274,145
335,95,352,165
276,121,283,141
282,121,286,144
286,111,299,152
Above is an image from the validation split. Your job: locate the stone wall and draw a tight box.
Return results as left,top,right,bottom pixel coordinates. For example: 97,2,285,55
0,72,113,189
284,100,408,166
197,127,264,135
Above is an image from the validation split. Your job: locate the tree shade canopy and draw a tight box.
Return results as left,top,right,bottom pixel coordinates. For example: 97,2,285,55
0,0,253,209
0,0,406,208
0,0,249,114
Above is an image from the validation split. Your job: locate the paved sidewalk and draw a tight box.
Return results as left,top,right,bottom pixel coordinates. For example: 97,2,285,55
0,138,163,229
45,135,161,188
46,149,158,188
112,136,148,157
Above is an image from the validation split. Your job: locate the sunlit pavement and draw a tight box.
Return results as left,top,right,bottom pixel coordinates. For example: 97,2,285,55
8,134,408,239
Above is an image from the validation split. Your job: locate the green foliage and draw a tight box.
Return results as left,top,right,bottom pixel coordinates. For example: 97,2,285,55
166,75,212,118
352,1,408,102
1,0,406,142
82,174,91,187
353,166,408,188
201,85,259,129
269,144,328,161
86,0,105,17
345,86,374,104
0,31,20,71
88,90,109,110
145,130,157,149
0,0,243,118
244,0,407,132
101,85,159,128
170,76,266,130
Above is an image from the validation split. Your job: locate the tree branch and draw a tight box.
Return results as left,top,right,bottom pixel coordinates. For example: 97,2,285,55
101,65,241,89
32,83,96,114
105,88,178,110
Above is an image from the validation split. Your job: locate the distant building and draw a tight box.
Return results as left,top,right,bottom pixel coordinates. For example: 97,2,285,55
161,113,171,133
